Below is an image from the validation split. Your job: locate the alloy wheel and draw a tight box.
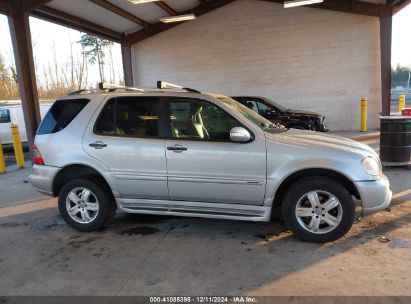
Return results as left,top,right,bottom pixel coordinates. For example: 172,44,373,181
65,187,100,224
295,190,343,234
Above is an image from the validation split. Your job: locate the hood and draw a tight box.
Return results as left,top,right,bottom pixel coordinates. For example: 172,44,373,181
284,109,322,117
265,129,378,159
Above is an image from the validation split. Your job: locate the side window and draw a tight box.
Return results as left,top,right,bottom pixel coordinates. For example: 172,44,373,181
169,99,240,141
256,101,275,115
95,97,159,138
0,109,11,123
37,99,89,135
244,100,258,113
95,100,115,135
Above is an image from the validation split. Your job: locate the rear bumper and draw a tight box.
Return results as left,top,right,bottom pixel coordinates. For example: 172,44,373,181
29,165,60,196
355,174,392,216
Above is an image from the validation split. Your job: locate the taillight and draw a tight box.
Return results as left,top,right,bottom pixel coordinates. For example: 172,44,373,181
32,144,45,165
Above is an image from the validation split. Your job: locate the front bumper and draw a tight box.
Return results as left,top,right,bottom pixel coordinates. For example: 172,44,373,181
29,164,61,196
355,174,392,216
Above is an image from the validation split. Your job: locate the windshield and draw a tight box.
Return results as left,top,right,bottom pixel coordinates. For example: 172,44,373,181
217,96,286,132
262,98,288,112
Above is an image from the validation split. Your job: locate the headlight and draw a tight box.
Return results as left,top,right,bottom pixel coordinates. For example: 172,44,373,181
362,157,382,177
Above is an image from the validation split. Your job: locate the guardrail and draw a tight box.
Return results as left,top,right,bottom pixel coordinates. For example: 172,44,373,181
0,124,25,174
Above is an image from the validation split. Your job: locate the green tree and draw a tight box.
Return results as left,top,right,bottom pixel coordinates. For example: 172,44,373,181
392,63,410,83
78,34,112,83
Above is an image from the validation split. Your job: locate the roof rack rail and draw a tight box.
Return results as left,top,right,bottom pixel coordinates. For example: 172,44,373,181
98,82,144,92
66,89,96,96
157,81,200,93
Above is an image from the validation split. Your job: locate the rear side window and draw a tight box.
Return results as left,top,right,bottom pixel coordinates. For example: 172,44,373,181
94,97,159,138
0,109,11,123
37,99,89,135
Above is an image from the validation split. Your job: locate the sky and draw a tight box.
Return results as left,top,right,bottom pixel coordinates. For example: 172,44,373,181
0,4,410,88
391,4,411,67
0,15,124,87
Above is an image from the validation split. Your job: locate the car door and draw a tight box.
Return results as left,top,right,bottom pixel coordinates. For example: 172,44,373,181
164,97,267,205
83,96,169,200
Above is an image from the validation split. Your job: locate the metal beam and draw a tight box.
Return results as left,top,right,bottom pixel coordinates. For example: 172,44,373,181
22,0,52,12
262,0,384,17
380,7,392,116
121,43,134,86
31,6,122,42
0,0,8,15
123,0,236,45
7,0,41,150
89,0,150,28
392,0,411,14
154,1,177,16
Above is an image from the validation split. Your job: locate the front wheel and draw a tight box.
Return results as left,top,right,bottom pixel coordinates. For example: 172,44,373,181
58,178,116,232
282,177,355,243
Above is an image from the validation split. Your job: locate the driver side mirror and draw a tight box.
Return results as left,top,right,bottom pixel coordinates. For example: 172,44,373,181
230,127,251,143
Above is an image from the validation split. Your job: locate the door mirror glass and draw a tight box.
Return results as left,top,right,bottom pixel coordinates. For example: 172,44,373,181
230,127,251,143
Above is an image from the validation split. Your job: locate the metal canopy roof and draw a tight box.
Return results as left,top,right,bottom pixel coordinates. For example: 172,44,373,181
0,0,405,45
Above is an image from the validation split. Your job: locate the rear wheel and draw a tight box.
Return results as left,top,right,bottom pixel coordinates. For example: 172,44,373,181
282,177,355,243
58,178,116,232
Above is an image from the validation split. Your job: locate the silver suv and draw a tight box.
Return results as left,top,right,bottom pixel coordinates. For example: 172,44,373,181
29,83,392,243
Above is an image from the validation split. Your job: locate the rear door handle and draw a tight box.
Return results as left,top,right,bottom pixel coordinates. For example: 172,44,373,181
167,145,187,152
89,141,107,149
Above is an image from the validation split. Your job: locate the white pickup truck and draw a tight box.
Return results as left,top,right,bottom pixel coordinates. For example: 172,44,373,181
0,103,51,144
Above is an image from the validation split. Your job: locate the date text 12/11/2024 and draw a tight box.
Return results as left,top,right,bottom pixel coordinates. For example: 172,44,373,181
149,297,258,303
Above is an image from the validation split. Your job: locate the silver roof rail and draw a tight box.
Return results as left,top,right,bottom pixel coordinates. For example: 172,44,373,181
98,82,144,92
66,89,96,96
157,81,200,93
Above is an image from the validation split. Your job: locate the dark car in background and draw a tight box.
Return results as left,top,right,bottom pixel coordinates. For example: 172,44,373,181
231,96,328,132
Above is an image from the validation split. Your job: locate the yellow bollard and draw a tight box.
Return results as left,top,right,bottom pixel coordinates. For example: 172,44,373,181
0,139,6,174
10,124,25,169
399,94,406,113
360,97,367,132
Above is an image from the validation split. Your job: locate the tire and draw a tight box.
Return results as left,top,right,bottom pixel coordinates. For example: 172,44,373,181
282,177,355,243
58,178,116,232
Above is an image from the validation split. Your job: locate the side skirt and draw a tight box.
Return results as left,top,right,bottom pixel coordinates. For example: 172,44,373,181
117,198,271,222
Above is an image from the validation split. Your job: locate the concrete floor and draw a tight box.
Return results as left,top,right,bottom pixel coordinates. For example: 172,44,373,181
1,136,411,296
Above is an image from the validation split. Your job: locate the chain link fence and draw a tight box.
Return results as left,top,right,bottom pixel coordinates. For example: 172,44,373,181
392,82,411,101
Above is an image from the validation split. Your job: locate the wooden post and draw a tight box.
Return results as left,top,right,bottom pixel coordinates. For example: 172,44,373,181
380,8,392,116
7,0,41,150
121,43,133,86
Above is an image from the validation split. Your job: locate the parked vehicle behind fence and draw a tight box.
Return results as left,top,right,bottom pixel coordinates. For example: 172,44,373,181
0,103,51,144
29,83,391,243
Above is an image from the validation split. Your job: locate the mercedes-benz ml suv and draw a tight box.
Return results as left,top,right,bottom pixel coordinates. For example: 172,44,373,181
29,82,392,243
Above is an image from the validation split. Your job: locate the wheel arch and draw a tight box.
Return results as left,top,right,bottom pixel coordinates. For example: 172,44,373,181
273,168,361,207
52,164,113,197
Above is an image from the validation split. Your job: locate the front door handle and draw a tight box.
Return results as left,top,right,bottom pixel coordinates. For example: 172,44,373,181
167,145,187,152
89,141,107,149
